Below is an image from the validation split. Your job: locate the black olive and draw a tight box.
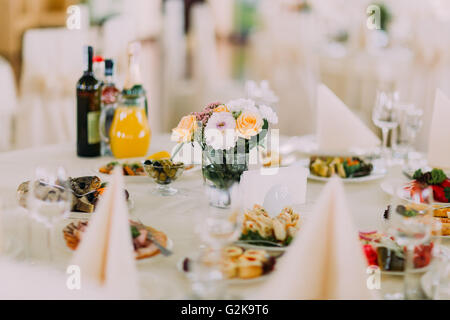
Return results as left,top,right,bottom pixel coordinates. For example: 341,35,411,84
144,160,152,166
383,205,391,220
182,258,191,272
79,182,86,190
396,205,406,215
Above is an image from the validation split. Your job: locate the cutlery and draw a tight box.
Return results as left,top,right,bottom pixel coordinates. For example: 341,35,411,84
134,219,173,257
235,240,284,248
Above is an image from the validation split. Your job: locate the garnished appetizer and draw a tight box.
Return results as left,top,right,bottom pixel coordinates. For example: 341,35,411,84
309,156,373,178
63,220,168,260
182,246,276,280
239,205,300,247
359,231,433,271
406,169,450,203
433,206,450,236
99,162,146,176
17,176,129,213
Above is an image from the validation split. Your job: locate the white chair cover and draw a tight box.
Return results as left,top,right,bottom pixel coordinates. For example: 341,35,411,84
15,28,89,149
0,57,17,152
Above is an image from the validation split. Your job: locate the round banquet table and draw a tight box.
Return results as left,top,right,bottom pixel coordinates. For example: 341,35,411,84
0,134,447,299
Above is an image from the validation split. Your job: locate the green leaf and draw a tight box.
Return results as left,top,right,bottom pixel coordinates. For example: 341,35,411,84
428,169,447,185
413,169,423,180
445,188,450,202
130,226,140,239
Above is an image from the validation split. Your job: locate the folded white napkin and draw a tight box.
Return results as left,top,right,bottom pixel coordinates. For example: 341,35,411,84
428,89,450,169
0,258,108,300
255,178,376,300
240,166,308,216
71,169,140,299
317,84,380,153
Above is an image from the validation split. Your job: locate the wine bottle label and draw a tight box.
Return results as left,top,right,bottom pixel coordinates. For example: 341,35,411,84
87,111,101,144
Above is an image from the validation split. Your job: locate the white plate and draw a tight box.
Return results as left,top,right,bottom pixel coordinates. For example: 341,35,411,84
380,265,430,276
94,164,201,183
299,158,387,183
58,218,173,261
177,257,272,285
234,241,288,253
421,270,450,300
380,180,449,205
308,171,386,183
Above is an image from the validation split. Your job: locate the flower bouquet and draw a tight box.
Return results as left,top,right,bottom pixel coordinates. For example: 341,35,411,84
172,98,278,208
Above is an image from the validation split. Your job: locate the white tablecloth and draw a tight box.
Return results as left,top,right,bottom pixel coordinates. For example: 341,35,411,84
0,134,447,299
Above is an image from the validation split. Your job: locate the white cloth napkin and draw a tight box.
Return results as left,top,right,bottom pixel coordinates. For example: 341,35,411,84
240,166,308,216
71,169,140,299
317,84,380,153
255,178,376,300
428,89,450,169
0,258,110,300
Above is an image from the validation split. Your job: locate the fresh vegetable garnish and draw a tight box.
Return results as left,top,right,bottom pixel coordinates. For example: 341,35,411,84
396,205,419,217
410,168,450,203
131,226,141,239
413,168,447,185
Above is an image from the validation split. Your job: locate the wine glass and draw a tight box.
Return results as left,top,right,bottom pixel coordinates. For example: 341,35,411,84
188,183,243,299
384,185,435,300
372,90,399,166
27,166,72,263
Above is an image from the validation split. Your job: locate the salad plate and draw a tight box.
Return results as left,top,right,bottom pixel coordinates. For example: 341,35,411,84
296,158,386,183
177,246,277,285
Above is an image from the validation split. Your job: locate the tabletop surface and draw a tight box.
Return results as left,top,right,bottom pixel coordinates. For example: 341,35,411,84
0,134,445,299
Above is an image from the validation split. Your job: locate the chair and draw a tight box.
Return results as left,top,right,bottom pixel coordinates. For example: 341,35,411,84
0,57,17,152
15,28,88,149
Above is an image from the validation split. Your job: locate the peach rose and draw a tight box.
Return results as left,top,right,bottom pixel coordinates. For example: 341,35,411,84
213,105,230,113
171,115,197,143
236,111,263,139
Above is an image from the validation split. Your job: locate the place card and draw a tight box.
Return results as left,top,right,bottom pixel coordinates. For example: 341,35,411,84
240,166,308,216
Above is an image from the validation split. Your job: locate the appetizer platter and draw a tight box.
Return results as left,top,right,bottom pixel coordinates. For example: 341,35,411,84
308,156,385,182
405,169,450,204
236,205,300,251
179,246,277,284
360,231,433,275
17,176,130,214
381,169,450,206
432,206,450,238
63,219,171,260
96,151,199,183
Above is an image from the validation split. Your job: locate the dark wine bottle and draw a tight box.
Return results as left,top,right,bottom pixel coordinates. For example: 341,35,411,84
77,46,101,157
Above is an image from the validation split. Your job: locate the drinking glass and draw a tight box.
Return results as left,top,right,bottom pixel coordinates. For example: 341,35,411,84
27,166,72,263
0,197,27,260
384,185,434,300
372,90,399,165
393,103,423,168
189,184,243,299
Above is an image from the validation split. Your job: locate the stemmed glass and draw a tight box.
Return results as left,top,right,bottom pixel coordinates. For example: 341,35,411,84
189,183,243,299
384,185,435,300
372,90,399,166
394,104,424,170
27,166,72,263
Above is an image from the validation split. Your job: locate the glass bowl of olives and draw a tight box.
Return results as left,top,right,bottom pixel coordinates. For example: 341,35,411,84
144,159,185,196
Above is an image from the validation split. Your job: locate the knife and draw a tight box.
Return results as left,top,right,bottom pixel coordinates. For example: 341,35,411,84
145,229,173,257
133,218,173,257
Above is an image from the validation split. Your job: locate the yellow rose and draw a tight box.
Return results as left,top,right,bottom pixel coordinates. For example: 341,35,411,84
213,105,230,113
171,115,197,143
236,112,263,139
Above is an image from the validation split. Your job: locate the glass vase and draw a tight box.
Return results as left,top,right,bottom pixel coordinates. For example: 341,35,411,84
202,148,248,208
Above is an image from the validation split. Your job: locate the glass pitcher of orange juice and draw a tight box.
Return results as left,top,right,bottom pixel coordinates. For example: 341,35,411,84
110,95,151,159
